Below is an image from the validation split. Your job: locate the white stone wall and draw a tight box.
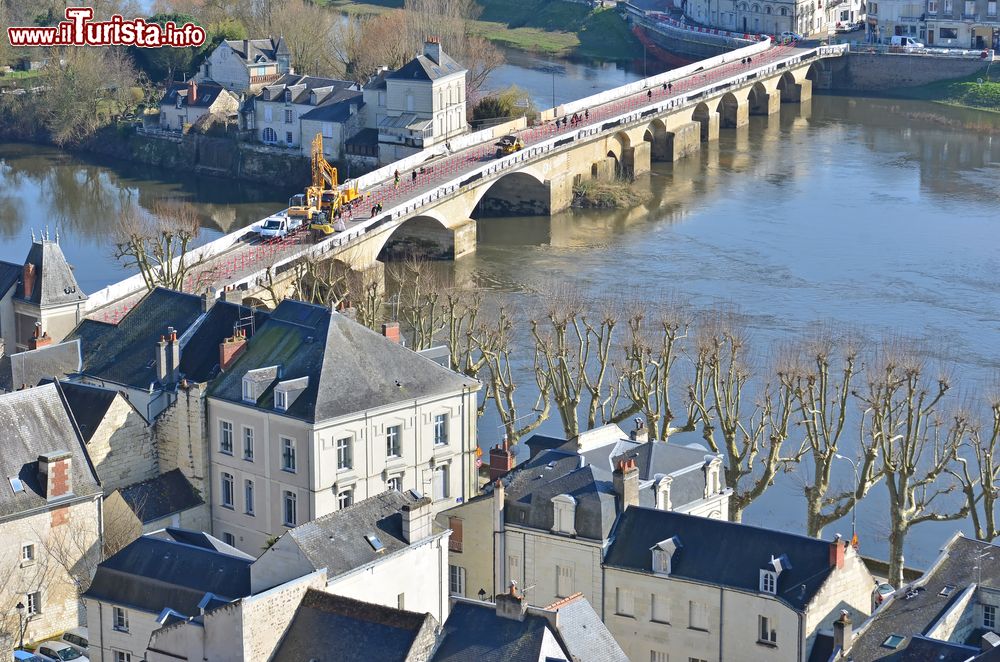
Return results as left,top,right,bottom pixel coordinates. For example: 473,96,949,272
803,546,874,654
87,394,157,492
254,98,307,146
155,383,209,500
436,496,495,600
85,599,163,662
199,43,254,92
0,497,102,651
501,526,604,609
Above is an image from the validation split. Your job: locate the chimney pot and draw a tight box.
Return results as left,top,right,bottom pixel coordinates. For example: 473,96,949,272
495,581,528,621
830,533,846,570
833,609,853,654
219,332,249,372
22,262,36,299
381,322,401,344
613,456,640,510
489,438,516,482
401,497,433,543
38,450,73,501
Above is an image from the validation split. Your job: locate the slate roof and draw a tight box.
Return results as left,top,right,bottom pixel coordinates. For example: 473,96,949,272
501,449,619,541
0,384,101,519
0,260,20,297
117,469,204,524
433,600,564,662
160,81,234,109
847,534,1000,661
346,127,379,147
604,507,840,612
69,287,205,390
549,595,630,662
83,529,252,616
272,590,436,662
145,527,252,558
282,490,431,577
208,300,478,424
388,49,465,82
225,37,287,63
0,339,82,392
57,380,118,442
260,74,354,103
178,301,269,383
363,69,389,91
15,240,86,306
300,90,364,123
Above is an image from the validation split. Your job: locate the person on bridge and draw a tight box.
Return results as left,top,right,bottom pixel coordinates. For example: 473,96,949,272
371,205,377,218
376,202,383,214
668,82,673,92
647,89,652,100
412,170,417,183
394,169,400,188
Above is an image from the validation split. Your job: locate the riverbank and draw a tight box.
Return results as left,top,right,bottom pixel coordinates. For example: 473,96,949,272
888,71,1000,113
323,0,643,61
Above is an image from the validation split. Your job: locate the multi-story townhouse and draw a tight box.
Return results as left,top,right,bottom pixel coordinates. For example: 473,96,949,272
195,38,291,92
248,74,356,150
158,80,239,133
603,507,875,662
686,0,824,37
205,299,480,554
0,385,103,651
870,0,999,46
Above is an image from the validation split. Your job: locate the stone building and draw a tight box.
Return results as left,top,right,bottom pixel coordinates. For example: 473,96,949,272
683,0,825,36
246,74,357,150
158,80,240,133
205,299,480,554
602,507,875,662
870,0,1000,46
195,38,292,92
0,384,103,651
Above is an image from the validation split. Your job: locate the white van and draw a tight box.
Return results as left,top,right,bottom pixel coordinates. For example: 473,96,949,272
889,35,925,49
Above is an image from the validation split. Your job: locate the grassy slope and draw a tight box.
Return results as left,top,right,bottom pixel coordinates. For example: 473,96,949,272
887,69,1000,113
324,0,642,60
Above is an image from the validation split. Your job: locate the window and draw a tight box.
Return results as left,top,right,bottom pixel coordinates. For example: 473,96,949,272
113,606,129,632
449,516,464,553
285,131,293,144
9,476,24,493
882,634,905,649
449,564,466,596
928,0,937,11
263,106,274,123
336,437,352,470
508,554,520,582
284,89,292,103
285,109,293,123
551,494,577,535
26,591,40,616
760,570,777,594
114,652,132,662
386,425,401,457
651,594,670,623
337,489,353,509
688,601,709,631
965,0,975,13
759,615,777,644
245,480,255,515
220,421,233,454
651,652,668,662
387,476,402,492
397,593,406,610
653,548,670,575
940,26,958,38
21,543,35,564
944,0,953,11
262,126,277,142
990,0,997,15
556,565,574,598
616,588,635,617
275,390,287,410
223,532,235,546
242,378,255,402
322,122,334,138
434,465,449,500
281,437,297,472
283,491,297,527
434,414,448,445
689,658,708,662
986,605,997,630
243,426,254,461
221,472,234,508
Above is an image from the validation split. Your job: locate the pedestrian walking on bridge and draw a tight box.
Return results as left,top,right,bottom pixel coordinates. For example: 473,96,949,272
394,169,400,188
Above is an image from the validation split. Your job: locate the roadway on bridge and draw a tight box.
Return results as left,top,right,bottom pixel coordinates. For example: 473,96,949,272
91,40,806,322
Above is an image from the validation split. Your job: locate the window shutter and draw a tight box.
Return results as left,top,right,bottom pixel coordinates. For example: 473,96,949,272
449,517,464,552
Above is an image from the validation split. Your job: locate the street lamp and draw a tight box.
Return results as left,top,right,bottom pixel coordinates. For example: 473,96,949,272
478,588,487,601
834,453,859,546
15,600,25,650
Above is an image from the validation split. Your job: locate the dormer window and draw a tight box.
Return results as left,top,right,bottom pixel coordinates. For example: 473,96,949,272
651,536,681,576
176,95,183,109
760,570,777,594
656,476,673,510
284,89,292,104
242,378,254,403
243,365,281,404
275,390,287,410
274,377,308,412
551,494,576,535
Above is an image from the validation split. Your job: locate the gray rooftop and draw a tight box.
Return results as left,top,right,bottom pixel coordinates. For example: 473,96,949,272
0,260,19,297
605,507,844,612
272,589,437,662
283,490,431,577
0,384,101,519
388,49,465,82
117,469,204,524
225,37,288,63
433,599,567,662
15,239,86,307
0,339,82,393
57,380,118,443
847,534,1000,661
208,300,478,424
83,529,252,616
549,595,630,662
160,81,233,109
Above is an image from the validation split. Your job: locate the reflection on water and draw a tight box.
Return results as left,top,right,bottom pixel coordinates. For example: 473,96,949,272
0,143,292,292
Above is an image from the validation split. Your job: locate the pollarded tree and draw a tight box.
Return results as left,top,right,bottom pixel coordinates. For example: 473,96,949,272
951,398,1000,542
113,199,200,292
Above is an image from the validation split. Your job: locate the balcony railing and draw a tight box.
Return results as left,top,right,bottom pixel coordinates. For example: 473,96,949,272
249,73,281,86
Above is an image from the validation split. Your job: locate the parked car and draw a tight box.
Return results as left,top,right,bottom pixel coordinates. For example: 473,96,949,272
889,35,924,49
257,215,290,239
34,642,87,662
779,31,803,41
13,652,46,662
874,582,895,606
59,629,88,656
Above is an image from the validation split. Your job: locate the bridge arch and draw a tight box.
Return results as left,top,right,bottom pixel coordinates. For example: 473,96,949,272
471,170,551,217
241,295,272,311
644,118,671,162
692,102,713,141
376,212,457,262
716,92,741,128
747,81,770,115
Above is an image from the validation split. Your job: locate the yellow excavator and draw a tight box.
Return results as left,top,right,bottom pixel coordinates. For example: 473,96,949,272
307,134,361,236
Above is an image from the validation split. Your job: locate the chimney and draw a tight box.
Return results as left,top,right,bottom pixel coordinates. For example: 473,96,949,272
489,438,516,482
201,288,216,312
423,37,442,64
833,610,852,654
629,417,648,442
495,581,528,621
830,533,846,570
401,496,433,543
382,322,401,344
165,327,181,383
29,323,52,350
613,456,639,510
223,287,244,305
187,79,198,104
243,39,250,62
156,334,169,382
493,479,505,536
38,451,73,500
22,262,36,298
219,330,248,372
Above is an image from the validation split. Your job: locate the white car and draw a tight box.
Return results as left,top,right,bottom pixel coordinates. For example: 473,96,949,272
34,641,87,662
58,628,88,656
779,31,803,41
257,216,290,239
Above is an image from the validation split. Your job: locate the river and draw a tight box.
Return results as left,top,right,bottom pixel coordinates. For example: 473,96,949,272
2,55,999,568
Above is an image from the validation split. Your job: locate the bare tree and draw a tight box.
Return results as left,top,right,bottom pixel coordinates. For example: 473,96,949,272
114,200,201,292
787,335,881,538
687,313,797,522
951,398,1000,542
269,0,345,77
857,345,970,588
388,259,449,350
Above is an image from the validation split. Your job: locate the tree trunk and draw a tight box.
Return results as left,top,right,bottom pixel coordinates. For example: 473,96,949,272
805,484,825,538
887,516,908,589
